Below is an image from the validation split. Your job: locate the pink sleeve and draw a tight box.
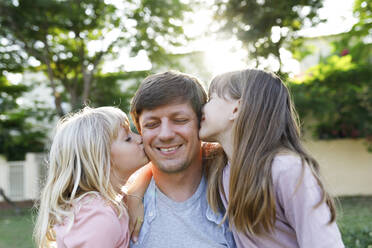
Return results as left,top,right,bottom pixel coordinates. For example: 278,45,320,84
275,156,344,248
62,203,128,248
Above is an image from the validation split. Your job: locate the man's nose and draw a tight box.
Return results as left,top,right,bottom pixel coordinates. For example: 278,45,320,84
158,121,175,141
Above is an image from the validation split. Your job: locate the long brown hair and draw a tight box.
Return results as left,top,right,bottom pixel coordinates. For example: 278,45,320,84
207,69,336,235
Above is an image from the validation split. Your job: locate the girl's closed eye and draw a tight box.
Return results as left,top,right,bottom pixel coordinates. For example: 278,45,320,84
125,136,132,142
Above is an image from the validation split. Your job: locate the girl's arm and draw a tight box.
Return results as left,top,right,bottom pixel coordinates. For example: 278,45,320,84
274,156,344,247
124,163,152,242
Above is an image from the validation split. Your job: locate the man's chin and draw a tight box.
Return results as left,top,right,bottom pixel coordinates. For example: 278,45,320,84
154,161,190,174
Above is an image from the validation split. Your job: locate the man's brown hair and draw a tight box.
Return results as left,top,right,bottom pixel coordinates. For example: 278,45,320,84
130,71,207,132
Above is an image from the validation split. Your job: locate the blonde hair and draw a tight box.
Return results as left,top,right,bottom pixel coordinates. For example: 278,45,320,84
207,69,336,235
34,106,130,247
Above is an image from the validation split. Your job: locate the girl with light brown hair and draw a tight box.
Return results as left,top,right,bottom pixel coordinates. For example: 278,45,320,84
33,106,148,248
199,68,344,247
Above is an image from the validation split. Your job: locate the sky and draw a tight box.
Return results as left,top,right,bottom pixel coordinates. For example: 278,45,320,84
299,0,357,37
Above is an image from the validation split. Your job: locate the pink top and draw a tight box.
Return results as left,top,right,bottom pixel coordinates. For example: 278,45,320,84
54,194,130,248
221,154,345,248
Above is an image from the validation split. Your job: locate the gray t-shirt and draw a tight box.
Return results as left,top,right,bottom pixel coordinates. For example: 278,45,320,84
130,176,235,248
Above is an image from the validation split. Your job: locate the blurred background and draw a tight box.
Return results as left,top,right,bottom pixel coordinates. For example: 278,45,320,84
0,0,371,247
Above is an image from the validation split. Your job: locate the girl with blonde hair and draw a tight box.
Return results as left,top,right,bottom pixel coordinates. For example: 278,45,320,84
200,69,344,247
34,106,148,248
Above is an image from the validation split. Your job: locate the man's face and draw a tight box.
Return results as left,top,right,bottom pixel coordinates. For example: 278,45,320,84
139,102,201,173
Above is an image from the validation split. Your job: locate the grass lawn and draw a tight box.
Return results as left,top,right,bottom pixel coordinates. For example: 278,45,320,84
337,196,372,247
0,196,371,248
0,208,35,248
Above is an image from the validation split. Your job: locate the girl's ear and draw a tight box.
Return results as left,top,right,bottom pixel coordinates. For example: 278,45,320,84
229,99,240,121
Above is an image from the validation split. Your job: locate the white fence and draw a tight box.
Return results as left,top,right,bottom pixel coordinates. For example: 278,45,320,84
0,153,46,202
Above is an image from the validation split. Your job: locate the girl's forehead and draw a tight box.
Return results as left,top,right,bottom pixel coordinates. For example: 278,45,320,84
120,125,129,135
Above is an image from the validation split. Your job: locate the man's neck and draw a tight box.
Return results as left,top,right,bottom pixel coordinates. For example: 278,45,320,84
152,159,203,202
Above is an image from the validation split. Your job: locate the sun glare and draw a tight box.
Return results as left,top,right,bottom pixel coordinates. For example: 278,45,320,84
184,8,250,77
299,0,357,37
202,38,249,77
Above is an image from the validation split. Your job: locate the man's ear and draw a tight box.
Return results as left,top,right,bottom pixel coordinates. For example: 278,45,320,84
229,99,240,121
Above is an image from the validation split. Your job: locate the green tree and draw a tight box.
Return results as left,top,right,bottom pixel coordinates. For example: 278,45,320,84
288,0,372,147
290,55,371,140
89,70,150,113
0,35,47,160
0,0,190,116
332,0,371,63
213,0,324,73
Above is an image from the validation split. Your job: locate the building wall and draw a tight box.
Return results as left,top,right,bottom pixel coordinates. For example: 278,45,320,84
304,139,372,196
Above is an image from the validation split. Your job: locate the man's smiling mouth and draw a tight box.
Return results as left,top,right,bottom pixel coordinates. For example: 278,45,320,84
157,145,182,153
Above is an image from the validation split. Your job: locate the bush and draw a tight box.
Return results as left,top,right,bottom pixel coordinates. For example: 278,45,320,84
289,55,372,147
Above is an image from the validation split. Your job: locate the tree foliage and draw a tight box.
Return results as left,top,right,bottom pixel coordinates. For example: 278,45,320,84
213,0,324,73
0,0,190,116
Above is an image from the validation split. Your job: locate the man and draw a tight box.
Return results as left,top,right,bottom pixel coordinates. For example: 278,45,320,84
129,71,235,247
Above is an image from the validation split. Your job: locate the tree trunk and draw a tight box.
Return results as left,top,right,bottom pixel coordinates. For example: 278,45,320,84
69,76,79,110
43,40,64,117
82,67,92,104
45,61,64,117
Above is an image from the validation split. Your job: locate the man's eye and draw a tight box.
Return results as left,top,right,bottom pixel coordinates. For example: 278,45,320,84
144,122,158,129
174,118,188,123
